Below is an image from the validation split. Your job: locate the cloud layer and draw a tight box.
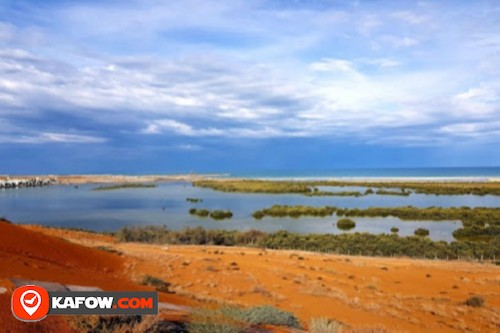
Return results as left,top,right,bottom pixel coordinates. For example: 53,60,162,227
0,0,499,152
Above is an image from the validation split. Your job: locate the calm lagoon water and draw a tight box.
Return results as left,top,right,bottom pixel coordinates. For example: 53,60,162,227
1,182,499,242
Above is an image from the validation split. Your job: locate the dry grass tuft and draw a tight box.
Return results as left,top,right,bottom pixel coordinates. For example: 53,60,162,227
309,317,342,333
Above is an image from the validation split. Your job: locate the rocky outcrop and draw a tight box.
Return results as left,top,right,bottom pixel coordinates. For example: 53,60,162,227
0,177,56,189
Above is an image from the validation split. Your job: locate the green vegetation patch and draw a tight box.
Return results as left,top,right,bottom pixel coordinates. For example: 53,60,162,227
193,179,500,196
94,246,122,255
453,226,500,242
93,183,157,191
115,226,499,260
187,198,203,203
251,205,500,241
304,189,363,197
335,206,500,242
194,179,312,194
337,218,356,230
188,305,300,333
68,315,175,333
141,274,171,293
414,228,430,237
189,208,210,217
375,189,410,196
189,208,233,220
252,205,336,219
210,210,233,220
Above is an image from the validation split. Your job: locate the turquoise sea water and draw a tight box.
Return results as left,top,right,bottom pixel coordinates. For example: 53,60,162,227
1,180,499,242
228,167,500,179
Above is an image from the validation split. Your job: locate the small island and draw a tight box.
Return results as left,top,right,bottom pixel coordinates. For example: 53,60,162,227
93,183,157,191
186,198,203,203
337,218,356,230
189,208,233,220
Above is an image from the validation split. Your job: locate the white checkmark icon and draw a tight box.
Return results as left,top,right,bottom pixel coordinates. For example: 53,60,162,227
24,295,37,305
20,290,42,316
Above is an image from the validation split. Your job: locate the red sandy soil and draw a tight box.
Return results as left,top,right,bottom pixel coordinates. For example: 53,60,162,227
3,222,499,332
0,220,193,333
31,225,500,333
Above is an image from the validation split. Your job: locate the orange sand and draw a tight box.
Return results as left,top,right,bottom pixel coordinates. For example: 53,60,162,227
0,221,193,332
31,225,500,333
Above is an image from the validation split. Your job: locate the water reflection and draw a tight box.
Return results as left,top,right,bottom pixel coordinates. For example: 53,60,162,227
0,182,495,242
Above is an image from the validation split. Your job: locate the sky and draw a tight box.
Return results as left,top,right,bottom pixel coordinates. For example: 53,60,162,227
0,0,499,174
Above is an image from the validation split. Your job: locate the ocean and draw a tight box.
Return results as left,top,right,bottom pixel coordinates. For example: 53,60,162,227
227,167,500,180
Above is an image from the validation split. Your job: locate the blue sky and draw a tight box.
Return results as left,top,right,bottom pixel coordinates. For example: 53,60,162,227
0,0,499,174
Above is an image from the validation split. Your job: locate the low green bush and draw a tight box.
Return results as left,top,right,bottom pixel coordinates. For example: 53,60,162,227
304,191,363,197
115,226,499,260
337,218,356,231
376,189,410,196
140,275,170,293
188,305,300,333
414,228,430,237
237,305,300,328
465,296,484,307
93,183,156,191
189,208,233,220
252,205,336,219
186,198,203,203
210,210,233,220
189,208,210,217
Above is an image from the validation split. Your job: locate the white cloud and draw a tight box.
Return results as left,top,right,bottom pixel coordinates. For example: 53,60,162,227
450,83,499,118
0,132,106,144
379,35,419,48
143,119,225,136
438,121,500,139
357,14,383,36
177,144,202,151
142,118,302,138
393,11,428,25
310,58,355,72
143,119,201,136
0,0,499,147
365,58,400,68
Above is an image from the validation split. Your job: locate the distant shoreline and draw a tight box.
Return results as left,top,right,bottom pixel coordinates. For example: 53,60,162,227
1,174,499,184
0,174,222,185
227,176,500,182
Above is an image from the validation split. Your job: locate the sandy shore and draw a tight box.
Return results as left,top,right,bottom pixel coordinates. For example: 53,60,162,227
0,174,220,184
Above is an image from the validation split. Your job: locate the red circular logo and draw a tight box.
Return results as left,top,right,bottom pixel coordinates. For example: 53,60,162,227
11,285,50,322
